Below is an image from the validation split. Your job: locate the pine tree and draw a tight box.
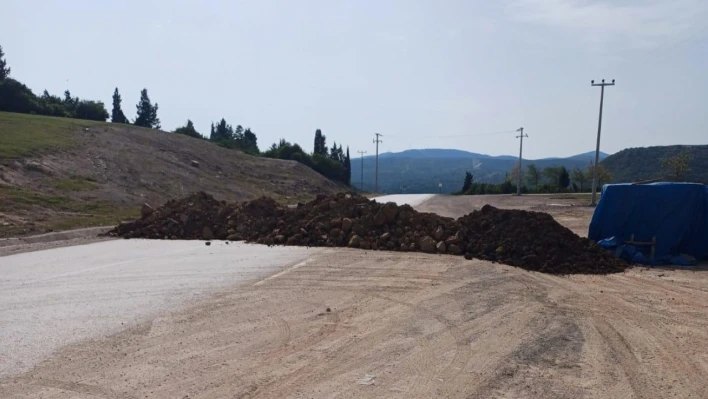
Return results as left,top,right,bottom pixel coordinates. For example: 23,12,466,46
110,88,128,123
462,171,473,193
314,129,327,155
0,45,10,80
174,119,202,138
558,166,570,189
344,146,351,186
134,88,160,129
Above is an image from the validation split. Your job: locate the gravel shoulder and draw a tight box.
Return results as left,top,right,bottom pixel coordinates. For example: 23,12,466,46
1,194,707,398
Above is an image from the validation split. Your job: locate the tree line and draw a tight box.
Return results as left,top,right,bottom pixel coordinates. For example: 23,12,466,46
0,44,352,186
458,162,612,195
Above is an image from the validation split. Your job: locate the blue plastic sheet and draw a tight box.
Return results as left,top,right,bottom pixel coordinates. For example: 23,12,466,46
589,183,708,262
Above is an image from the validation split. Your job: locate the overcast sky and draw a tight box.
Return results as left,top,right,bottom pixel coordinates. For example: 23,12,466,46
4,0,707,158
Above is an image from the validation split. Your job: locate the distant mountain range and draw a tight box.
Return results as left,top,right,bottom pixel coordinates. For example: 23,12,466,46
351,149,610,194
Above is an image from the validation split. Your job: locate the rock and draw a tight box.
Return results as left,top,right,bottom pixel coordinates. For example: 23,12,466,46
436,241,447,253
387,241,396,250
496,246,504,254
361,240,371,250
205,241,211,246
274,235,286,243
180,214,189,223
448,244,462,255
464,252,474,260
226,233,240,241
373,210,387,226
433,226,445,241
348,235,362,248
140,203,155,219
190,160,200,167
202,227,214,240
341,218,353,233
330,228,342,238
352,223,367,237
409,243,417,251
381,202,399,222
419,236,436,253
380,232,392,241
400,243,408,251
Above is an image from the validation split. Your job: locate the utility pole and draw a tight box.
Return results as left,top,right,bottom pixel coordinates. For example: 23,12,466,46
590,79,615,206
373,133,383,193
516,127,528,196
357,150,367,191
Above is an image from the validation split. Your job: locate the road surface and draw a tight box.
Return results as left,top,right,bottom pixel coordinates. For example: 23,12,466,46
0,239,317,377
0,194,427,377
2,194,707,398
371,193,435,207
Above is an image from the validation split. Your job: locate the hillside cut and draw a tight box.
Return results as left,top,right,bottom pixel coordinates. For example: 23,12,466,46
107,192,628,275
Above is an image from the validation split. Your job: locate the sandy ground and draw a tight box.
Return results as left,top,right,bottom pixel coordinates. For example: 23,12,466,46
1,194,707,398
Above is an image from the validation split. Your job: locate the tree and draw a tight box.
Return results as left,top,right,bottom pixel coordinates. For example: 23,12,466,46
0,45,10,80
174,119,202,139
134,88,160,129
542,166,562,187
526,164,540,191
242,127,259,155
110,88,128,123
344,146,351,186
661,151,691,179
73,100,109,121
558,166,570,190
210,118,233,142
587,161,613,190
313,129,327,155
462,171,473,193
571,167,586,191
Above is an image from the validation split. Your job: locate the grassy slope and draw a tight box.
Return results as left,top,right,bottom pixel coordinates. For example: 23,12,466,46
0,112,340,237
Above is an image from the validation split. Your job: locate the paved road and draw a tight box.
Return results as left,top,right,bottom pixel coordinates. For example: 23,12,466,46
0,239,317,377
371,193,435,207
0,194,433,378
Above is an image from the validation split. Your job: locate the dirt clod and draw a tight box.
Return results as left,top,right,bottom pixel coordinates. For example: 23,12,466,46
106,192,628,275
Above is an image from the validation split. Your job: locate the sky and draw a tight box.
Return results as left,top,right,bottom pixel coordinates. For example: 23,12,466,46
3,0,707,159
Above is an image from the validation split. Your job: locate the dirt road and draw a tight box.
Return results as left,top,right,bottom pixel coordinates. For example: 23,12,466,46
2,195,707,398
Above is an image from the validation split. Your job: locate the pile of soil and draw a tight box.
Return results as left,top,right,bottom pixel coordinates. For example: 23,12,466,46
107,192,627,275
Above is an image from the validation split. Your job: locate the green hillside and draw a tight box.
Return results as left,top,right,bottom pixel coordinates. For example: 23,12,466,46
602,145,708,183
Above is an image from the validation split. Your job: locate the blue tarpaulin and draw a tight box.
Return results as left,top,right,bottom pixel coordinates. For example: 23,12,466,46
588,183,708,262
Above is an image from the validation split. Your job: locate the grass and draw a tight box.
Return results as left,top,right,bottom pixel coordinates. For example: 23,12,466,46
55,177,99,192
0,112,103,158
0,185,138,237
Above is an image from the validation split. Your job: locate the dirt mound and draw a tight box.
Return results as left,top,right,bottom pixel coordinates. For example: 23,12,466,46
107,192,628,275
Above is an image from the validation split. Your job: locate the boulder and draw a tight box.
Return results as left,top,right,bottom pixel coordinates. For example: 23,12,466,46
341,218,353,233
419,236,436,253
348,234,362,248
436,241,447,253
202,227,214,240
448,244,462,255
352,223,367,237
433,226,445,241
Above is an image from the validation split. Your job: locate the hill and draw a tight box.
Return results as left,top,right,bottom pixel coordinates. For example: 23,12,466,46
602,145,708,183
0,112,340,237
351,148,608,194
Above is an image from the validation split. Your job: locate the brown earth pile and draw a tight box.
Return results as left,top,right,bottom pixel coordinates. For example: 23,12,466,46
107,192,627,275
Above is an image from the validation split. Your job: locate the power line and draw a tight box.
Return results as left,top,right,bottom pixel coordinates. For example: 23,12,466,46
357,150,367,191
590,79,615,206
385,130,517,139
373,133,383,193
